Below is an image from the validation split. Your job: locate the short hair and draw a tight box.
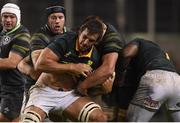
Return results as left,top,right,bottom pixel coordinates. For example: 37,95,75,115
79,19,104,41
83,15,102,24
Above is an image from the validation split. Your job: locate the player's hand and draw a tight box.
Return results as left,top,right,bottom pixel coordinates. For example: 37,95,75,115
71,63,92,77
102,72,115,93
75,83,88,96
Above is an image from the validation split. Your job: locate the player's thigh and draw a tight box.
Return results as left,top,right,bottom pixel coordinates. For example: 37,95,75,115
22,105,46,122
64,96,106,122
127,104,156,122
1,85,24,120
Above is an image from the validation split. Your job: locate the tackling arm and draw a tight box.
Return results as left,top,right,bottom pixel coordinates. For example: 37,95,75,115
77,52,118,92
0,51,23,69
34,47,92,76
17,50,43,80
17,55,32,75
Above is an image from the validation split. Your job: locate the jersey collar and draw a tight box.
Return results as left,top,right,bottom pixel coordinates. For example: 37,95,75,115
75,40,93,58
6,23,21,35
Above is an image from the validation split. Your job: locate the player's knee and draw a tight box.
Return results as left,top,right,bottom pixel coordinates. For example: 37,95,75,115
49,108,67,122
21,111,41,122
91,111,108,122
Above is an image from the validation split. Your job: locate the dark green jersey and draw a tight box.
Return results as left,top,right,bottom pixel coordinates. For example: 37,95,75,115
124,38,176,87
96,23,125,79
0,25,30,86
30,24,65,51
48,31,100,71
131,38,176,74
25,25,66,90
29,25,63,66
95,23,125,56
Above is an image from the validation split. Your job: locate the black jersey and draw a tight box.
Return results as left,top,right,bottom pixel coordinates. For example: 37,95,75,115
96,23,125,80
29,24,67,65
125,38,176,86
48,31,100,70
25,25,65,90
95,23,125,56
132,38,176,74
0,25,30,86
30,24,64,51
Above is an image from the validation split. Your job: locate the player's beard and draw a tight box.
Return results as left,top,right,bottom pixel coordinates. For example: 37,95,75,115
79,44,91,53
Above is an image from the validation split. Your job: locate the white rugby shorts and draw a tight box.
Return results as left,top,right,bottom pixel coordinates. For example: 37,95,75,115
25,85,80,115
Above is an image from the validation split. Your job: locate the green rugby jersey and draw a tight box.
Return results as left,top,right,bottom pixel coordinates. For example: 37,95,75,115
122,38,177,87
30,24,66,51
96,23,126,80
48,31,100,71
25,25,66,90
128,38,176,76
0,25,30,86
95,23,125,56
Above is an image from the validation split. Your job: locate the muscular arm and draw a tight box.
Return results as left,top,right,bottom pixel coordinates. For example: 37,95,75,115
31,49,43,65
34,47,92,76
0,51,23,69
17,50,42,80
77,52,118,90
76,43,138,96
17,55,32,75
34,48,66,73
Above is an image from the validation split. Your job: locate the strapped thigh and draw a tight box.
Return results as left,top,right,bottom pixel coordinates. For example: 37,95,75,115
22,111,42,122
78,102,101,122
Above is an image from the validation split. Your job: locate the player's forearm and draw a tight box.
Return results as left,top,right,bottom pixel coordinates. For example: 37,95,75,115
17,61,32,75
35,60,73,74
79,52,118,89
31,49,42,65
18,60,41,80
34,48,73,73
0,58,18,69
80,64,114,89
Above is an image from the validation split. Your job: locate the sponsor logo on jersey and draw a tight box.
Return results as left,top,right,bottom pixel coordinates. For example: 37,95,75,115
143,96,160,109
2,36,11,45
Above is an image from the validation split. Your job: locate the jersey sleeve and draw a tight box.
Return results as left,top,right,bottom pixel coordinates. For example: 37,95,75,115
97,24,125,56
11,32,30,58
99,38,123,54
30,33,50,51
47,36,67,58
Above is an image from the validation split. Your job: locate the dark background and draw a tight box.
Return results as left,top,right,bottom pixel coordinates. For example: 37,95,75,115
1,0,180,33
0,0,180,121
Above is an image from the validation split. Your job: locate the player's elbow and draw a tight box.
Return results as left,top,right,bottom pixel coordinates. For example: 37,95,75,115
34,62,42,71
17,61,24,73
10,60,22,69
104,65,115,77
34,58,46,71
11,63,18,69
